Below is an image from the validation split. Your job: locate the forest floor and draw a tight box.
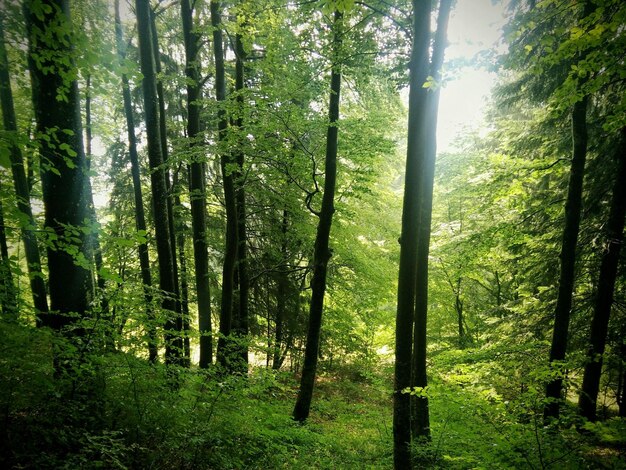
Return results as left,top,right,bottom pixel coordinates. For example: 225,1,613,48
2,323,626,469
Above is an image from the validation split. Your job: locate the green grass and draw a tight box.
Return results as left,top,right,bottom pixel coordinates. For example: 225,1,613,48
1,323,625,469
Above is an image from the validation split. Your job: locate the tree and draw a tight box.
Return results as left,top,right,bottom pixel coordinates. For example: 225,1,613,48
232,30,250,374
578,129,626,421
149,4,184,362
411,0,452,441
0,199,17,318
393,0,431,464
25,0,91,330
0,15,48,321
292,7,343,423
135,0,180,364
114,0,157,362
211,0,239,372
181,0,212,368
544,0,595,421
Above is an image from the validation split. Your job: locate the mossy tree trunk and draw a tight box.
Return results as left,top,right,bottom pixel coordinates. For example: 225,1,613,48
25,0,92,331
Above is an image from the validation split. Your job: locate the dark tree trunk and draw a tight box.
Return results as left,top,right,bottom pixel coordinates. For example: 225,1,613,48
273,210,289,370
149,6,183,347
175,184,191,366
410,0,452,442
0,200,18,318
455,288,465,345
25,0,91,330
617,339,626,418
135,0,179,364
292,10,342,423
115,0,157,362
233,33,249,374
544,0,594,421
393,0,431,465
211,0,239,371
544,96,589,420
0,17,48,321
578,129,626,421
181,0,213,369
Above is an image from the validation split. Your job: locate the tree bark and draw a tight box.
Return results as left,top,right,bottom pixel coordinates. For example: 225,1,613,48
410,0,452,442
181,0,213,369
211,0,239,371
175,180,191,366
0,200,18,318
544,0,594,421
544,96,589,420
114,0,157,362
149,6,183,352
617,340,626,418
578,129,626,421
135,0,179,364
273,210,289,370
293,10,342,423
25,0,91,330
233,32,250,374
0,16,48,321
393,0,431,465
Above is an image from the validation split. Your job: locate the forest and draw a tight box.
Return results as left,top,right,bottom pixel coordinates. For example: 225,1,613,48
0,0,625,468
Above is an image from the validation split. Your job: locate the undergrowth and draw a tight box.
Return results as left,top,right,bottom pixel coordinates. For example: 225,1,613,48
1,322,624,469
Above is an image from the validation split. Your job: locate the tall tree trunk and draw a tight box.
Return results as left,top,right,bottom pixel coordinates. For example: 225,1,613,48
114,0,157,362
617,336,626,418
233,32,249,374
25,0,91,330
84,75,108,318
211,0,239,371
544,0,594,421
292,10,342,423
181,0,213,369
393,0,431,465
149,7,183,347
578,129,626,421
175,181,191,366
410,0,452,442
273,209,289,370
135,0,179,364
544,98,589,421
0,16,48,321
0,200,18,318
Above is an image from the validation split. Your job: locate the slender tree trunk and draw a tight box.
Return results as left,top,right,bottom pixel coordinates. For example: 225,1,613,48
410,0,452,442
273,210,289,370
0,200,18,318
233,33,249,373
544,96,589,420
617,340,626,418
149,7,183,349
212,0,239,371
292,10,342,423
544,0,594,421
578,129,626,421
115,0,157,362
455,288,465,345
25,0,91,330
0,17,48,321
84,75,109,319
135,0,179,364
175,184,191,366
181,0,213,369
393,0,431,465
